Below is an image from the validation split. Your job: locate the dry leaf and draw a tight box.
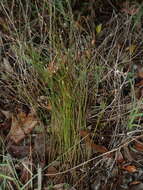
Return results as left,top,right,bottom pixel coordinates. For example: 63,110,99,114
116,151,124,163
129,181,141,185
138,71,143,79
47,166,58,178
135,80,143,88
9,110,38,143
134,141,143,152
90,142,109,153
136,64,143,78
122,165,137,173
79,130,109,154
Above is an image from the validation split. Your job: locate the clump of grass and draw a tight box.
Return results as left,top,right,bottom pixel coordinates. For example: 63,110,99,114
1,0,143,188
0,0,92,173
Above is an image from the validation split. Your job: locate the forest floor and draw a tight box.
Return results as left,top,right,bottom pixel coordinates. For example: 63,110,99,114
1,0,143,190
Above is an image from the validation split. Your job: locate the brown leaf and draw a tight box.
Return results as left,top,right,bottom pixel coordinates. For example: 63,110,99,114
138,71,143,79
122,165,137,173
129,181,141,185
9,110,38,143
116,151,124,163
135,80,143,88
79,130,109,154
47,166,58,178
90,142,109,153
134,141,143,152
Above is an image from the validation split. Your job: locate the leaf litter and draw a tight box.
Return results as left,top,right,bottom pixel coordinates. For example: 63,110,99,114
8,109,39,143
